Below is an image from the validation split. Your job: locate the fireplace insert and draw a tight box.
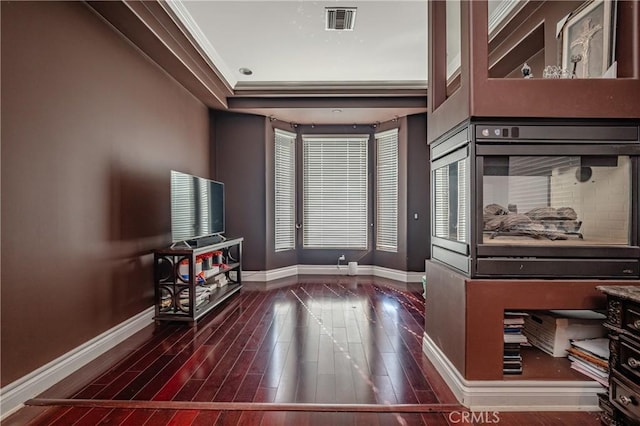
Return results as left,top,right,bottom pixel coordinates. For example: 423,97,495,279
430,119,640,278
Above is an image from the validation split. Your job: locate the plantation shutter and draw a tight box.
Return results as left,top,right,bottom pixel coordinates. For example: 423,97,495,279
375,129,398,252
302,135,369,249
274,129,296,251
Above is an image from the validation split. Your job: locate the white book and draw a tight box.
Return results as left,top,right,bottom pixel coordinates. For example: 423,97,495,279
523,312,606,357
548,310,606,320
570,362,609,387
571,338,609,360
568,356,608,377
504,334,528,344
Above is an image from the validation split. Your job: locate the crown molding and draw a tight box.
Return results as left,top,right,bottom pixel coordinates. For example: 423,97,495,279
162,0,237,88
86,1,232,109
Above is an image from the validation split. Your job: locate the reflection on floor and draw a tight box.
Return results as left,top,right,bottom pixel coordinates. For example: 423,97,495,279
6,276,602,425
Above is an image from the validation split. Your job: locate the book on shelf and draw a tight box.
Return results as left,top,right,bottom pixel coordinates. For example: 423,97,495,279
568,355,608,378
503,353,523,361
504,324,524,333
504,334,529,344
522,310,606,357
504,311,529,318
503,312,529,375
567,346,608,369
568,337,609,386
571,337,609,359
503,365,523,375
570,362,608,387
503,317,526,326
179,287,213,309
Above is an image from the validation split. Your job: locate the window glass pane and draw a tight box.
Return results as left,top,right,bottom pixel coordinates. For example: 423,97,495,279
303,135,368,249
482,155,630,245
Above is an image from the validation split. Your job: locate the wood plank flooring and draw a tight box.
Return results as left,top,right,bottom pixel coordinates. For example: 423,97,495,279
5,276,602,425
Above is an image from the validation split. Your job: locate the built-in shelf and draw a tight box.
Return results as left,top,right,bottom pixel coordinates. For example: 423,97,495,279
489,22,544,78
504,346,594,381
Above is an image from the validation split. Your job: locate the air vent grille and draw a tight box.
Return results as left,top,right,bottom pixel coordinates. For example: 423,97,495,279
325,8,357,31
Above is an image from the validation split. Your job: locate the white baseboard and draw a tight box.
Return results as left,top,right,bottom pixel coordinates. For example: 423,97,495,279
373,265,423,283
244,264,422,283
421,332,603,411
242,265,299,282
0,307,155,420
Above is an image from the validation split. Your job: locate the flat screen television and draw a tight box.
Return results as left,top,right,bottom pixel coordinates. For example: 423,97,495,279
171,170,224,244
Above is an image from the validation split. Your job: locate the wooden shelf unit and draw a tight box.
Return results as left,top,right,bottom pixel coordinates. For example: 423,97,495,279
427,1,640,144
425,259,639,381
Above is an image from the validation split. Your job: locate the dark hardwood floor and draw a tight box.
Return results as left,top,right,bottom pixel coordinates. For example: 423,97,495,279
5,276,602,425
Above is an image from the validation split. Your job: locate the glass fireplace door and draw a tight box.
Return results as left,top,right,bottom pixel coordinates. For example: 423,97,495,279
429,120,640,278
431,146,471,273
482,155,631,246
474,148,639,279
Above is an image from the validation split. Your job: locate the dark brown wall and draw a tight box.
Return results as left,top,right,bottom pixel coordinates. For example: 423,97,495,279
213,111,267,271
231,115,429,272
1,1,209,386
406,114,430,271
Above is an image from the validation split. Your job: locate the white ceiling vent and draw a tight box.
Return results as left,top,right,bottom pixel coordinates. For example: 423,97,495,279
325,8,357,31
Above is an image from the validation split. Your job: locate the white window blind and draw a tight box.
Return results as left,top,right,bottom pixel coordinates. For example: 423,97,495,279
302,135,369,249
375,129,398,252
457,159,467,242
274,129,296,251
434,166,450,238
434,159,468,242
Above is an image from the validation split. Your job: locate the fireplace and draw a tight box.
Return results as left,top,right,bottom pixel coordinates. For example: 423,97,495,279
430,119,640,278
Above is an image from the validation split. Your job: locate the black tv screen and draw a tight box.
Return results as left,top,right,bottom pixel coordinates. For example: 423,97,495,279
171,170,224,243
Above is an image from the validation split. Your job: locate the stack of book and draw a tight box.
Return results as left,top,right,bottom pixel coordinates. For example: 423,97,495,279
180,286,213,310
568,337,609,386
503,312,529,374
522,310,606,357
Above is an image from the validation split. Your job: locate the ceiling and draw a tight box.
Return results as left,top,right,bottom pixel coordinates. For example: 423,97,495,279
168,1,428,89
165,0,429,124
164,1,520,124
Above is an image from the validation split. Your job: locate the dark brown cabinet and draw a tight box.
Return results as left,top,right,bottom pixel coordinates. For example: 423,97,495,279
598,286,640,425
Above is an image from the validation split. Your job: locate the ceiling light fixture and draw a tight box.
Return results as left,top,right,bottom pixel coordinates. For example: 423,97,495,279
239,67,253,76
332,109,342,113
